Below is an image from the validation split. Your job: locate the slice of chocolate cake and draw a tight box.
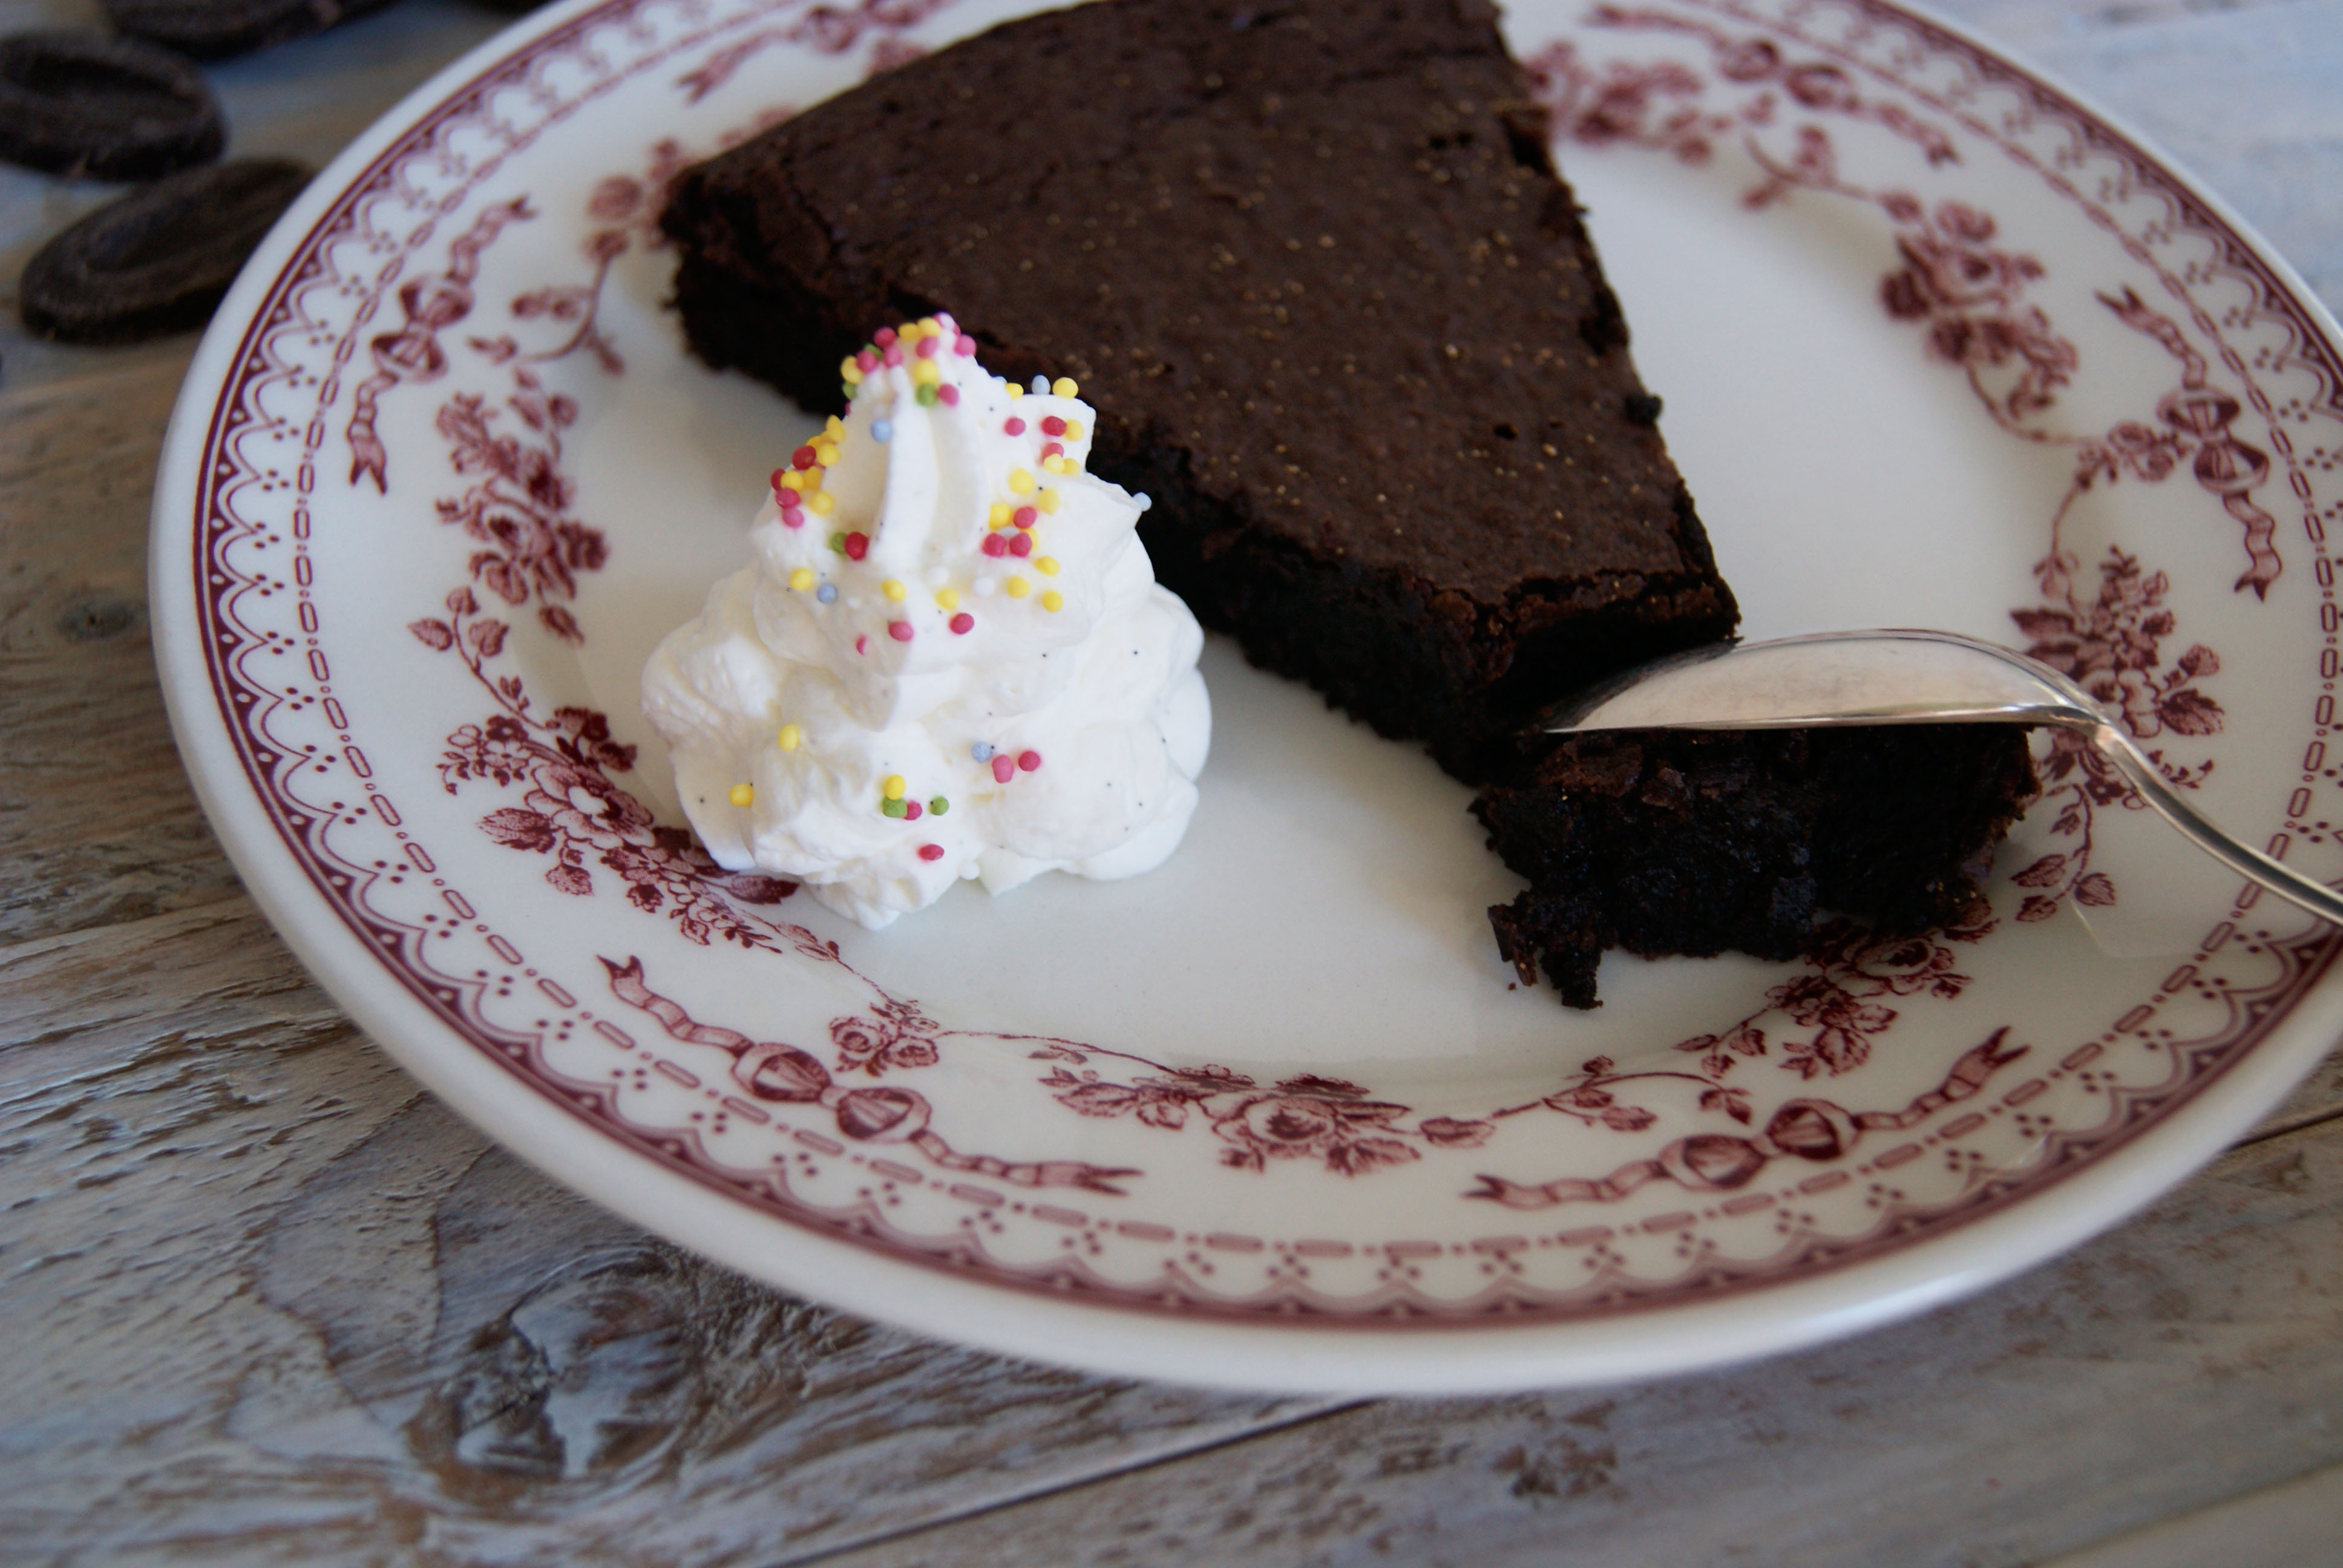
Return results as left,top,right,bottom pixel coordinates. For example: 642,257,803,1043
661,0,1735,781
1474,727,2040,1008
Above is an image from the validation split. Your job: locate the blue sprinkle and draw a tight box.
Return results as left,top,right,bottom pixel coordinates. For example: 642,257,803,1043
816,583,837,604
871,418,893,442
1133,492,1152,509
971,742,995,762
1031,376,1050,395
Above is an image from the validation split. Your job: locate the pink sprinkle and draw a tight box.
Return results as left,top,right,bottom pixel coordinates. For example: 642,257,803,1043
856,349,877,371
918,842,945,861
915,336,937,359
936,312,955,333
1003,417,1026,436
991,754,1015,783
937,384,960,406
1017,749,1041,773
780,494,803,516
769,466,789,489
780,509,804,528
949,612,974,634
981,534,1008,558
873,327,897,347
1012,506,1037,529
954,334,976,356
888,619,914,642
883,344,904,367
856,634,868,655
1040,442,1064,460
1041,416,1066,437
843,532,870,560
1008,533,1032,557
905,800,923,820
791,445,818,471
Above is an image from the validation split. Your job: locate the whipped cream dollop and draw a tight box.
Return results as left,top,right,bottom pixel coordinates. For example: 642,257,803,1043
642,314,1210,929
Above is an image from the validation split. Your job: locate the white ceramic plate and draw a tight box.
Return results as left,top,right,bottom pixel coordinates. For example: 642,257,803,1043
152,0,2343,1393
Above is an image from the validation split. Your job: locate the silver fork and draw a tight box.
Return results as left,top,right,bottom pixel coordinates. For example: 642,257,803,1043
1548,628,2343,926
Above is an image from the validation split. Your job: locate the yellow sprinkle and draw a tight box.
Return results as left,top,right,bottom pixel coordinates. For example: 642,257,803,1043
777,724,803,751
728,782,755,807
1052,377,1078,397
808,491,836,515
1006,384,1024,400
988,503,1012,530
1006,576,1031,598
788,567,814,592
916,316,939,336
841,362,864,384
935,588,960,609
1041,590,1064,612
826,415,845,434
1063,418,1084,440
1041,455,1065,475
912,360,942,386
1037,489,1061,514
1008,468,1035,494
1035,556,1060,576
883,774,906,801
814,440,841,466
779,470,806,492
882,578,907,601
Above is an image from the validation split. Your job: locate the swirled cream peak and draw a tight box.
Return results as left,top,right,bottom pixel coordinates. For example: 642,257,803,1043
642,313,1210,929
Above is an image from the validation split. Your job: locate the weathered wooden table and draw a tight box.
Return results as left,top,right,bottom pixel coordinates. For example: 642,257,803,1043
6,0,2341,1561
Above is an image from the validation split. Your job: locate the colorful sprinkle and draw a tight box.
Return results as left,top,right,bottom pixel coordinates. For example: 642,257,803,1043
1052,377,1078,397
882,797,906,818
1006,383,1024,400
791,445,818,471
779,506,804,529
1003,417,1026,436
882,578,907,601
778,470,806,492
1037,489,1061,514
777,724,803,750
1040,442,1065,460
934,587,959,609
1063,418,1084,440
954,335,977,356
992,754,1016,783
1013,506,1037,529
873,327,897,347
728,782,755,806
972,742,995,762
1008,533,1033,558
1005,575,1031,598
949,611,974,635
856,633,868,654
883,774,906,800
904,800,923,820
808,492,836,515
1007,468,1035,495
912,360,941,387
817,583,837,604
988,503,1013,529
1041,416,1066,437
840,358,863,384
789,567,815,591
856,349,879,371
937,384,960,406
888,619,914,642
871,418,893,442
769,466,790,491
1030,376,1050,395
1018,749,1042,772
843,531,869,560
929,795,949,815
914,336,937,359
981,534,1009,558
918,842,945,861
1041,590,1064,612
915,384,939,407
883,344,904,367
1035,556,1060,575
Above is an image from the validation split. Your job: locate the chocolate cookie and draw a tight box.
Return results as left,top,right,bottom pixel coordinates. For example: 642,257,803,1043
0,30,224,180
101,0,409,62
19,158,309,342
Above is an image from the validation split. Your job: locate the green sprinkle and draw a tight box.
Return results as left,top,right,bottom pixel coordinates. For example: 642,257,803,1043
914,382,939,407
828,532,847,554
928,795,949,816
881,797,907,818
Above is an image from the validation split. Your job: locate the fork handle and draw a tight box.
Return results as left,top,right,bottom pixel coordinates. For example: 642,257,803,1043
2092,722,2343,926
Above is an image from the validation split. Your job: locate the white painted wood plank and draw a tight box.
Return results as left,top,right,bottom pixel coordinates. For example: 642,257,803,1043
2039,1460,2343,1568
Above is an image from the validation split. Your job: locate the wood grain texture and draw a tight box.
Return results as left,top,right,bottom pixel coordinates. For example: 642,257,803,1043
3,0,2342,1563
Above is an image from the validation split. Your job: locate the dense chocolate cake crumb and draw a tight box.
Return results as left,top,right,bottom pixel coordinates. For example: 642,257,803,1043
660,0,1737,781
1474,727,2041,1007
